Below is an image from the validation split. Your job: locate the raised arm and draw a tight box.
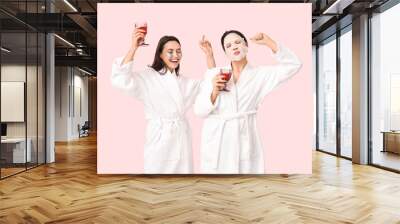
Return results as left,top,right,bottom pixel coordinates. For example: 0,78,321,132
110,26,147,100
199,35,216,69
250,33,302,98
122,25,146,64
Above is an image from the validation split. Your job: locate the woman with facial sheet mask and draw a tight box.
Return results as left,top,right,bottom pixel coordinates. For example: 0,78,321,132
111,25,215,174
194,30,302,174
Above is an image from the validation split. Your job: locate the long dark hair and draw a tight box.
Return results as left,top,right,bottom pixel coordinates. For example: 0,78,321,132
220,30,248,51
150,35,181,76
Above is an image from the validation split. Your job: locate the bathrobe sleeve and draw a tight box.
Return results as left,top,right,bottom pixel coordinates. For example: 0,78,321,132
256,42,302,98
193,68,221,117
110,56,146,101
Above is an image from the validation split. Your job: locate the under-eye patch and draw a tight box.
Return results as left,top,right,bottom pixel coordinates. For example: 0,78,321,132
167,52,174,59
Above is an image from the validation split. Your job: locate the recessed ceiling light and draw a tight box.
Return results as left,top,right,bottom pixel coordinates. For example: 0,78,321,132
322,0,354,14
1,47,11,53
54,34,75,48
63,0,78,12
77,67,93,76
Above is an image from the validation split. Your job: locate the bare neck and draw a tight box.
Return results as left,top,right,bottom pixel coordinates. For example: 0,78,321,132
231,58,248,82
164,66,175,74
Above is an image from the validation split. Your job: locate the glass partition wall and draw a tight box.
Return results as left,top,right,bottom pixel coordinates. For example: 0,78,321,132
316,26,353,159
370,3,400,172
0,1,46,179
339,26,353,159
317,35,337,155
316,0,400,173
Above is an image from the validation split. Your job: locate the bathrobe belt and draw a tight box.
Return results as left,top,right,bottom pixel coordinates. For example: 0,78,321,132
207,110,257,169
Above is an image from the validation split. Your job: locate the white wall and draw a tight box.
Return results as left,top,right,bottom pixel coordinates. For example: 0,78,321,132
1,65,40,138
55,66,69,141
1,65,26,132
71,72,89,139
1,63,46,164
55,66,89,141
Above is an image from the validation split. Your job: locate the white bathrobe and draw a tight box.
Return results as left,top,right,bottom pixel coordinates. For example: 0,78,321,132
111,57,200,174
194,43,302,174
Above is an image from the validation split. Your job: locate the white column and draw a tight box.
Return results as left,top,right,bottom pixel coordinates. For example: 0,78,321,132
45,0,55,163
46,32,55,163
352,14,369,164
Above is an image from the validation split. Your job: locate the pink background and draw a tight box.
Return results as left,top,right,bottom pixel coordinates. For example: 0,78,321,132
97,3,312,174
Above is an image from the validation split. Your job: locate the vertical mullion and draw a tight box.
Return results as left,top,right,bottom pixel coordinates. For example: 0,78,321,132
60,67,61,117
44,0,47,164
72,68,75,118
36,0,39,167
69,69,71,118
0,22,2,179
25,0,28,171
80,88,82,117
316,45,320,150
367,11,373,165
336,29,341,157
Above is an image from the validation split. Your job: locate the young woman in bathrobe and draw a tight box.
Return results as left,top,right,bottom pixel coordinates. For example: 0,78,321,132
111,25,215,174
194,30,302,174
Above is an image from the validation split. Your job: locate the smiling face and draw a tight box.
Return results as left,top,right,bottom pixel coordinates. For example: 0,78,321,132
160,41,182,72
223,33,248,62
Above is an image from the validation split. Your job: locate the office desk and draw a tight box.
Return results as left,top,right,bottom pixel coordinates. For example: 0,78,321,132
1,138,32,163
381,131,400,154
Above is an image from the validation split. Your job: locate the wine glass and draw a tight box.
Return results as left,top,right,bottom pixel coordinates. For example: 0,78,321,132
135,22,149,46
220,68,232,91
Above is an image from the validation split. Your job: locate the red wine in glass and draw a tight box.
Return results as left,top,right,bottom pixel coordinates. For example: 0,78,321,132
135,22,149,46
220,68,232,91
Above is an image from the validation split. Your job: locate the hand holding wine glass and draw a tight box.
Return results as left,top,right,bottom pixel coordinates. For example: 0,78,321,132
123,22,148,64
219,68,232,91
210,69,231,103
212,73,227,93
131,28,145,50
212,69,231,93
132,22,148,48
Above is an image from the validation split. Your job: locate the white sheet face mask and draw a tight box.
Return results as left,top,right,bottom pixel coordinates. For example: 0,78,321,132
223,33,248,61
227,45,248,61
